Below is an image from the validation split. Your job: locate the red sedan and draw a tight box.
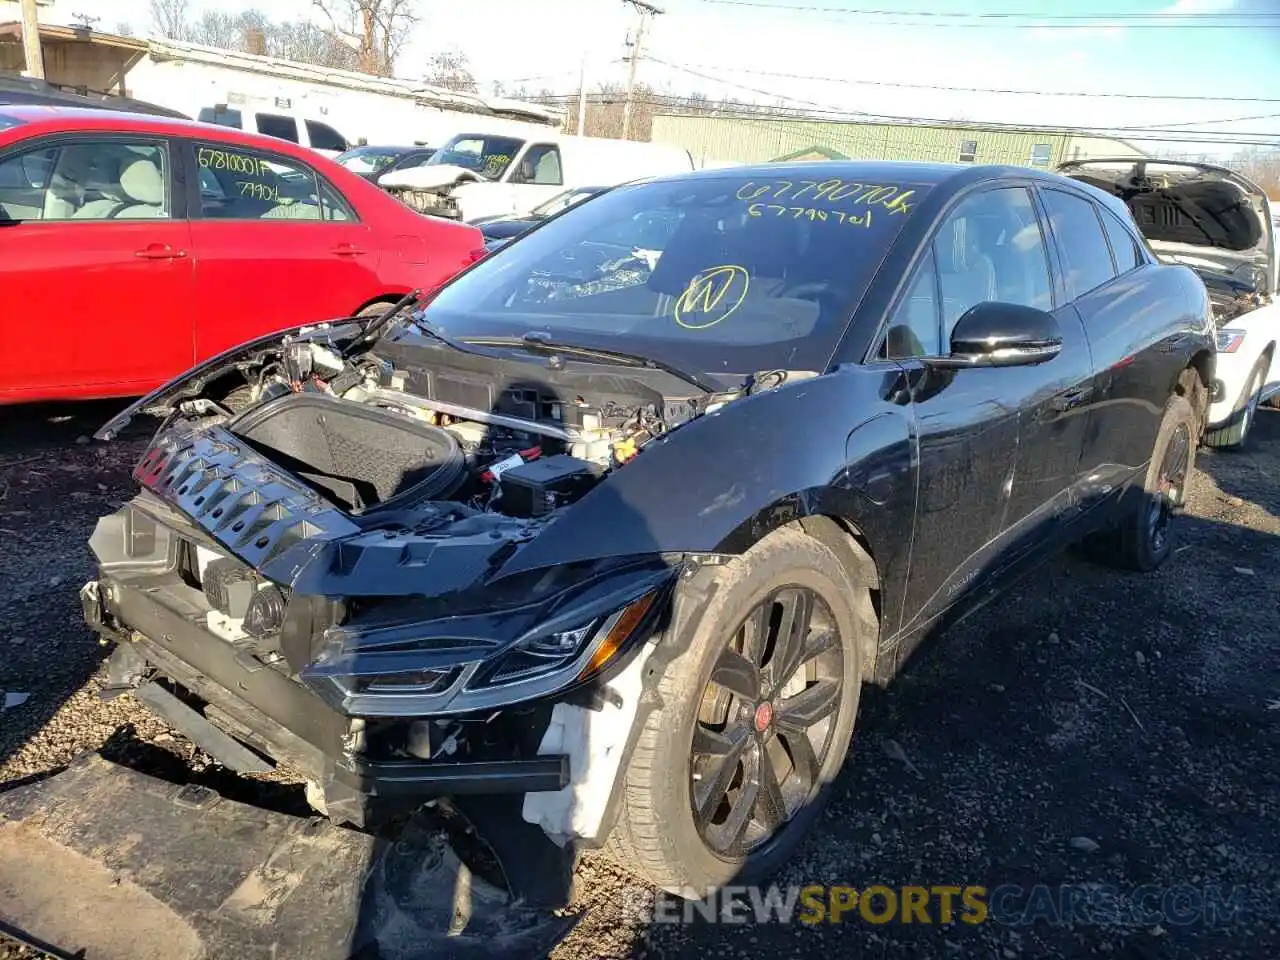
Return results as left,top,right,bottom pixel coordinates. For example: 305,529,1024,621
0,106,487,404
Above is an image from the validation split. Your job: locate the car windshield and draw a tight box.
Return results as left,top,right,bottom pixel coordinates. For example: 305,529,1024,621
335,147,407,173
426,134,524,180
415,173,931,375
530,187,603,218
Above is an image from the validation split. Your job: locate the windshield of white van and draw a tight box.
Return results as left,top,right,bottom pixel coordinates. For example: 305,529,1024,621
428,134,524,180
416,174,930,375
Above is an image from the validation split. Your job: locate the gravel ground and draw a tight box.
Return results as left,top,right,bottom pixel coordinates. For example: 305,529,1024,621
2,401,1277,959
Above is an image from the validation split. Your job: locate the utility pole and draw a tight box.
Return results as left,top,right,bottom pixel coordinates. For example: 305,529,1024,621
576,52,588,138
620,0,662,141
20,0,45,80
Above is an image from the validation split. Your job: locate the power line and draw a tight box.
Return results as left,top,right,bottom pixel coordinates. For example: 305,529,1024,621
638,58,1280,139
640,60,1280,104
643,56,866,114
694,0,1280,28
1108,111,1280,131
536,90,1280,148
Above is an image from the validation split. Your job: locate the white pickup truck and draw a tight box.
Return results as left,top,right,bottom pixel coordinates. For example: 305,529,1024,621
377,131,695,223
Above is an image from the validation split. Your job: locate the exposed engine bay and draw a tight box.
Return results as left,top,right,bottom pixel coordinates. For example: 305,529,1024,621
168,330,729,522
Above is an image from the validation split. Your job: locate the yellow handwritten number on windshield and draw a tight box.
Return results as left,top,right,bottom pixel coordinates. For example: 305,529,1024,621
674,265,750,330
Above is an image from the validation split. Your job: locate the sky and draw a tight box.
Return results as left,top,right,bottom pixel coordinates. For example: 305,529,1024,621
48,0,1280,156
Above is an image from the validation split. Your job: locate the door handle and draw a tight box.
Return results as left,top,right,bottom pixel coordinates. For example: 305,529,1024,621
331,243,366,257
135,243,186,260
1049,386,1093,413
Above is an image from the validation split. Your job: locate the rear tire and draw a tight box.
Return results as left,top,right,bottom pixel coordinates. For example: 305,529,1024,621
1205,357,1267,450
1101,393,1196,572
605,526,874,897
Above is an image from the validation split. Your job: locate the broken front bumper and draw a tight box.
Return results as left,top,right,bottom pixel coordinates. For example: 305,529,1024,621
384,187,461,219
82,576,570,828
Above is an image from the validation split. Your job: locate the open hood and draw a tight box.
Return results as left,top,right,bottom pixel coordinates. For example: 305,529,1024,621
1057,158,1275,298
376,164,483,191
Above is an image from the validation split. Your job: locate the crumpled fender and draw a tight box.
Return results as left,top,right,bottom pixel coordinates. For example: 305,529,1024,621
377,164,480,191
492,370,910,580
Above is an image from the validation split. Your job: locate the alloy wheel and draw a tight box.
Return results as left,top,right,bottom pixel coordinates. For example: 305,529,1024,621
689,587,844,860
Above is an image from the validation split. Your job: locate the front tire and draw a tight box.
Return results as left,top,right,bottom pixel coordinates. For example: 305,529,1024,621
1205,357,1267,450
606,526,874,897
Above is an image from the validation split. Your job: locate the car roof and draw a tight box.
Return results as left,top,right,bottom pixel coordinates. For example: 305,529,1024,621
645,158,1072,191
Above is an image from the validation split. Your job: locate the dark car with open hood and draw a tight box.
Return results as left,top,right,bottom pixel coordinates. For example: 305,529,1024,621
84,160,1214,897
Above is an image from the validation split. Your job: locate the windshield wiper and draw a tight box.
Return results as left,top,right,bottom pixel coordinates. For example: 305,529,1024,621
464,332,721,394
341,290,479,359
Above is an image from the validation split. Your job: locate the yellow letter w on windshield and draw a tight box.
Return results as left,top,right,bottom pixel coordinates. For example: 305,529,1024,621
674,265,750,330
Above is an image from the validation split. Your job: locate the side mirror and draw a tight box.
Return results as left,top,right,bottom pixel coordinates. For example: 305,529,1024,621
930,301,1062,369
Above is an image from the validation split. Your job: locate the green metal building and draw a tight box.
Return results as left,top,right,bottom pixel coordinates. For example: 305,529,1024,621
651,113,1145,169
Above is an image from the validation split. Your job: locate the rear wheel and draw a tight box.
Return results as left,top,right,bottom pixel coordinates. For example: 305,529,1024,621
606,527,874,897
1106,393,1196,572
1205,357,1267,450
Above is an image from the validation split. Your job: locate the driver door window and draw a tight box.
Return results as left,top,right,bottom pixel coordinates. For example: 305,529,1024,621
509,145,563,185
883,250,941,358
881,186,1052,359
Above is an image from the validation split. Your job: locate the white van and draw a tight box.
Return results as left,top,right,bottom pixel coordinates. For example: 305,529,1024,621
196,104,350,158
375,131,695,222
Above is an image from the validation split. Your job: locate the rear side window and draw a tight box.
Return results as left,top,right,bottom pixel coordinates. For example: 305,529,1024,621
255,113,299,143
198,106,242,129
196,142,345,221
319,181,355,222
305,120,347,152
1099,206,1141,274
0,141,170,221
1042,189,1116,299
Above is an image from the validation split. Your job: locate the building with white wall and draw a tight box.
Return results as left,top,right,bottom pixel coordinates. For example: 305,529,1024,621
0,22,562,148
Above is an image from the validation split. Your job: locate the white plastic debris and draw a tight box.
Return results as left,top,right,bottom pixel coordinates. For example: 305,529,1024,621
522,641,656,844
2,692,30,711
882,738,924,780
1069,836,1101,853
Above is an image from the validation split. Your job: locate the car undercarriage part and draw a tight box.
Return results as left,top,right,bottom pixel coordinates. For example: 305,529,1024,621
0,754,577,960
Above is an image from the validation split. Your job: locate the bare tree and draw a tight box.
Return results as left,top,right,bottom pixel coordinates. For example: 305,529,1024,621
1234,148,1280,201
273,22,359,70
423,49,477,93
190,11,240,49
149,0,191,40
312,0,418,77
115,21,136,36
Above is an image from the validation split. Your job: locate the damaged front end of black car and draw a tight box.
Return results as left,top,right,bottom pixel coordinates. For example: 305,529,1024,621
81,313,750,838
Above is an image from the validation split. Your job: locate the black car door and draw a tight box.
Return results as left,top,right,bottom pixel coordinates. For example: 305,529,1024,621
1038,187,1168,519
872,184,1092,660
